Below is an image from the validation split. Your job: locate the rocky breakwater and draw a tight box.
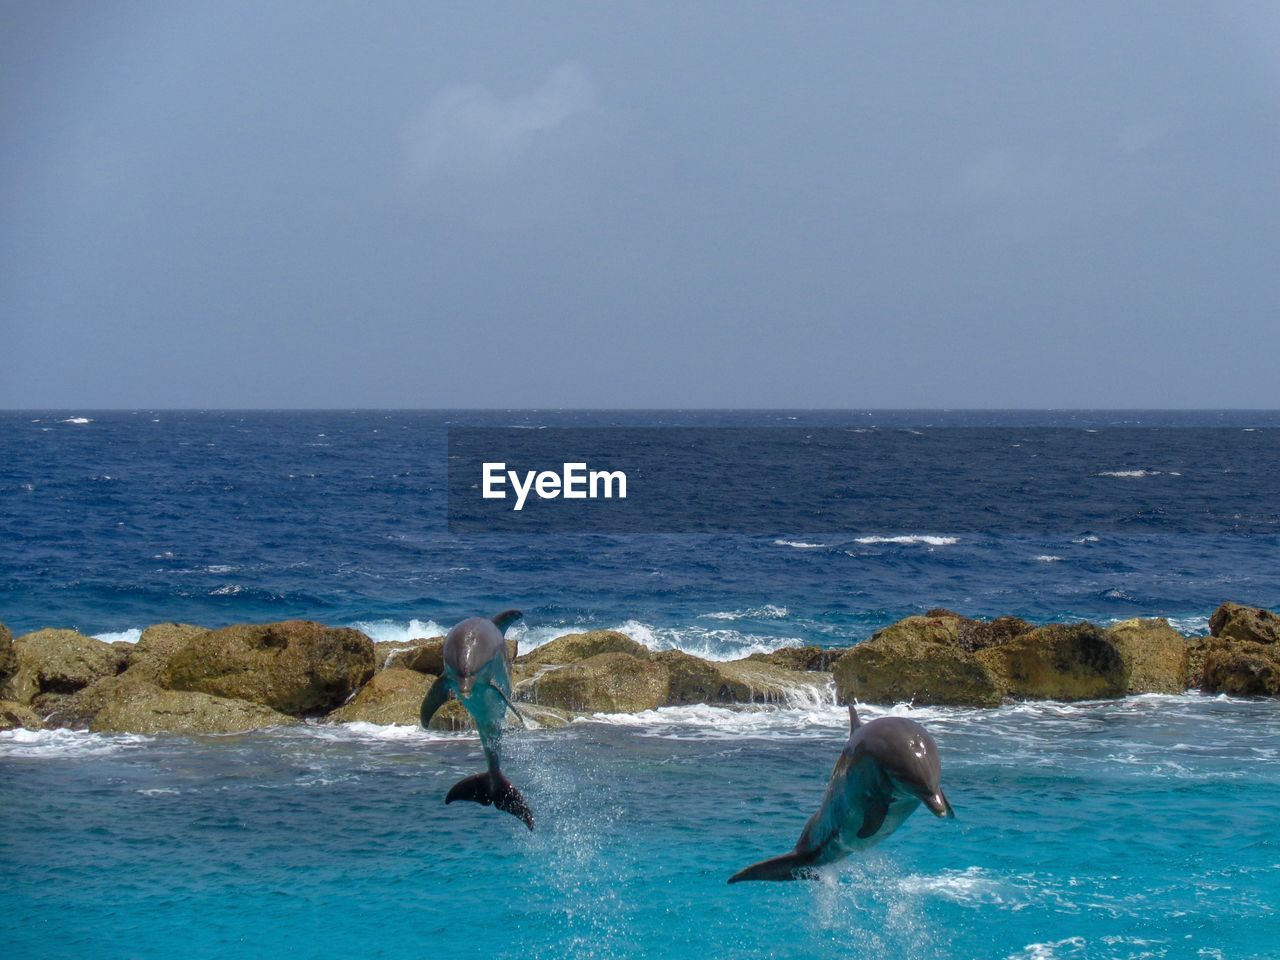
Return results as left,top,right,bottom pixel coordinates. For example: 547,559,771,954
0,602,1276,735
832,603,1280,705
0,620,374,734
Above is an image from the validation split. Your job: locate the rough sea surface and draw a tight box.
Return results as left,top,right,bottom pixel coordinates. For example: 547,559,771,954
2,411,1278,959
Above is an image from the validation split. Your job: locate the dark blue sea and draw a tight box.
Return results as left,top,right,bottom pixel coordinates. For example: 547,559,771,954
2,411,1278,959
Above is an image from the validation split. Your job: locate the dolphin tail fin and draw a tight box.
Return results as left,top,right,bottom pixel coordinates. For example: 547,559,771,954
420,675,451,728
491,609,523,634
445,770,535,831
847,703,861,730
727,850,819,883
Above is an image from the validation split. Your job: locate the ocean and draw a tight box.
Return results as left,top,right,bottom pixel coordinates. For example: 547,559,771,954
2,410,1278,959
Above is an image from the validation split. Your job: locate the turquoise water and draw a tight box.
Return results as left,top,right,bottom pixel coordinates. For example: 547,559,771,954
3,694,1277,960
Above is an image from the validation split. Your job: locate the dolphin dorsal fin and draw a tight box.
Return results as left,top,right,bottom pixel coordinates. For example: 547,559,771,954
491,610,523,634
848,704,861,730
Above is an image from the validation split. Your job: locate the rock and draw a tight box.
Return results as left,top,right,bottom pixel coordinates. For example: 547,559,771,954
124,623,207,683
519,704,576,729
1208,602,1280,646
388,636,518,674
834,637,1003,707
38,673,159,728
390,637,445,674
1,629,128,704
954,616,1034,653
1192,604,1280,696
518,652,668,713
744,646,845,671
161,621,375,715
0,699,42,731
374,637,438,671
426,698,475,731
718,659,830,705
330,668,433,725
0,622,17,683
518,631,649,667
1106,618,1191,693
657,650,750,704
1200,641,1280,696
977,623,1126,701
89,679,297,734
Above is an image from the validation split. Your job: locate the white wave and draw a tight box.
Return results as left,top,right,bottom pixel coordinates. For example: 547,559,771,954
346,618,447,643
1009,937,1087,960
603,619,806,661
93,628,142,644
773,539,826,549
292,721,466,743
578,703,842,740
209,584,242,596
1072,535,1100,543
898,866,1010,905
1034,555,1063,563
0,728,153,758
854,535,959,546
1096,469,1159,478
1167,615,1210,636
700,605,789,621
205,564,238,574
60,417,93,424
502,618,808,661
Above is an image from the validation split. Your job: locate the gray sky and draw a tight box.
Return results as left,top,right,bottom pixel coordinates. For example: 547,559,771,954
2,1,1278,408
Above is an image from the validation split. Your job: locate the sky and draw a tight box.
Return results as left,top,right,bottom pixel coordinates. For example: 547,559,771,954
1,1,1278,408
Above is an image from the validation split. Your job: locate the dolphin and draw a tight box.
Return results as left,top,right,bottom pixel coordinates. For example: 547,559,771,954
728,705,954,882
420,610,534,830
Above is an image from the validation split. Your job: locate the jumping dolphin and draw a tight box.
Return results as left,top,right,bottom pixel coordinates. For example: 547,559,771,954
420,610,534,830
728,705,954,882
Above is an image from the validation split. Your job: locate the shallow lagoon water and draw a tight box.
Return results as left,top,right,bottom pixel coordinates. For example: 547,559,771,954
4,695,1277,960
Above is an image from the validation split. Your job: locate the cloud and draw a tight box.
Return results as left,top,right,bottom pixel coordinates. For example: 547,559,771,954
401,62,597,192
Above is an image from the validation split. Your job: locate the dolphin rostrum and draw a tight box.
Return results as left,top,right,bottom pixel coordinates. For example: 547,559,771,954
728,705,954,882
420,610,534,830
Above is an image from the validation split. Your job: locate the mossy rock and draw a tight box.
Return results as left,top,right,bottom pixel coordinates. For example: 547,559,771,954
657,650,750,704
2,629,128,704
376,636,448,672
389,636,517,674
1209,602,1280,646
518,631,649,667
977,623,1126,701
161,621,375,715
426,698,475,731
330,668,433,725
1200,641,1280,696
89,679,297,734
123,623,207,683
834,638,1003,707
0,699,42,731
717,659,830,705
868,614,968,649
1106,618,1192,694
0,623,16,684
744,646,845,672
518,652,668,713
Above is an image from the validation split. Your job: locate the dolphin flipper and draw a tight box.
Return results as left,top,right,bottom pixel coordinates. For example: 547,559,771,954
446,771,535,830
727,849,820,883
488,679,529,729
856,795,889,839
420,675,451,727
491,610,523,634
